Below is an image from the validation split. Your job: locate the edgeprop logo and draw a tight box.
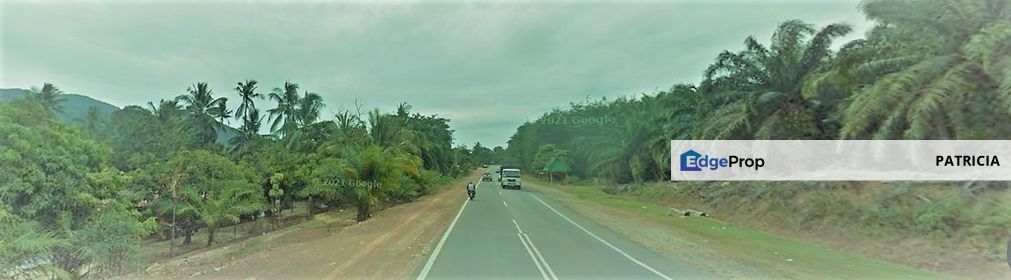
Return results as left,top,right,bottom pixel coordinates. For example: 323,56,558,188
679,149,765,172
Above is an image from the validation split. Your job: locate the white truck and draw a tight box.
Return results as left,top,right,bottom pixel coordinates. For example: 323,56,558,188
500,168,522,190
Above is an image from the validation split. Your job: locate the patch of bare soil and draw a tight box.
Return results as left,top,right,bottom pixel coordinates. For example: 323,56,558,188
132,175,472,280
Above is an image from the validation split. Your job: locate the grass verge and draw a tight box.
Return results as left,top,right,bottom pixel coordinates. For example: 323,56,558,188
529,179,954,280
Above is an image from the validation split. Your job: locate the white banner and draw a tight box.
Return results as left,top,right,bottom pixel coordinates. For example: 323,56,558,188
670,140,1011,181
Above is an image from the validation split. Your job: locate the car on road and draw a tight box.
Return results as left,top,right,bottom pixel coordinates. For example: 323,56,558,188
500,168,522,189
482,172,492,181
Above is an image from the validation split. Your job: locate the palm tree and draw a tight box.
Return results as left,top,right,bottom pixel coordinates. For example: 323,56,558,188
284,91,329,150
229,108,270,156
296,92,324,129
840,0,1011,139
340,145,398,221
176,82,228,146
215,100,233,125
0,214,70,279
79,106,105,138
29,83,66,115
148,99,184,125
234,80,262,122
699,20,852,139
267,82,301,136
177,181,264,247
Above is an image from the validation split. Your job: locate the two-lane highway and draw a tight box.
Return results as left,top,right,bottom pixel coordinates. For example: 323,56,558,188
416,170,716,280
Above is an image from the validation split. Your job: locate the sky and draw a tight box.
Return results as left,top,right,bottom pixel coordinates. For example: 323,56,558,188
1,0,868,147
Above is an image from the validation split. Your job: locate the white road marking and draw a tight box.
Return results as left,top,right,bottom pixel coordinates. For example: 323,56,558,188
531,194,673,280
517,233,550,280
503,200,509,207
512,219,557,280
522,233,559,280
416,194,469,280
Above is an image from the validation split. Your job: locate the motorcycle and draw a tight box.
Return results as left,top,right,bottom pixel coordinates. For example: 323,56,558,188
468,190,475,200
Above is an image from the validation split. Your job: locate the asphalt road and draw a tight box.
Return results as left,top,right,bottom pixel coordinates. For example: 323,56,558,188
415,168,717,280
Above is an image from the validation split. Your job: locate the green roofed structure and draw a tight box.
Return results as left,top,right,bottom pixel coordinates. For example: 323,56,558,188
542,157,571,183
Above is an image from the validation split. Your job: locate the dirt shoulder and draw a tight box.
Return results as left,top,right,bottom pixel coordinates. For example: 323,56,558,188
133,174,472,280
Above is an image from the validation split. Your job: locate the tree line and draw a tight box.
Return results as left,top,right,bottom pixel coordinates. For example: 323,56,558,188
505,0,1011,183
1,80,489,279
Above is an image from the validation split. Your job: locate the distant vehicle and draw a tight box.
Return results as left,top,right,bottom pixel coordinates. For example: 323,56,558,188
500,168,522,189
482,172,492,181
481,164,488,168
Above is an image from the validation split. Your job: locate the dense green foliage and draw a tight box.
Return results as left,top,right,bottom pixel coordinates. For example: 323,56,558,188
505,0,1011,182
502,0,1011,266
0,100,151,279
1,78,483,278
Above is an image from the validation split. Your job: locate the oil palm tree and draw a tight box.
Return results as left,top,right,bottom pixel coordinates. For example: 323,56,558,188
177,181,264,247
699,20,852,139
0,213,70,279
840,0,1011,139
339,144,398,221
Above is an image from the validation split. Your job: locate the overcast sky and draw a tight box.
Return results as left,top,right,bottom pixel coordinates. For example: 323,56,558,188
1,0,868,147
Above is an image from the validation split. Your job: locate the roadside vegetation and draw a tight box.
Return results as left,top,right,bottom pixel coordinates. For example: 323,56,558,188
530,180,950,280
504,0,1011,276
0,81,495,279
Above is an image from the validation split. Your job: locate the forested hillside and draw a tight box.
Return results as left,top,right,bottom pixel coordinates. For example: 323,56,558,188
0,88,119,124
0,81,485,279
502,0,1011,275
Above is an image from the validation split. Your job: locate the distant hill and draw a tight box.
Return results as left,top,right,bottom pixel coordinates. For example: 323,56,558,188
0,88,237,145
0,88,120,124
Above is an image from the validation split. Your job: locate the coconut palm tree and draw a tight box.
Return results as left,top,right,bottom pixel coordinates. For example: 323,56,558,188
267,82,301,137
296,92,324,128
29,83,66,115
229,108,271,156
234,79,262,122
148,99,184,125
176,82,228,146
215,100,233,125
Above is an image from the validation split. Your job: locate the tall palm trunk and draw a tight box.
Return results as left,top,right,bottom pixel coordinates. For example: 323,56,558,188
206,227,216,247
183,231,193,245
356,201,369,222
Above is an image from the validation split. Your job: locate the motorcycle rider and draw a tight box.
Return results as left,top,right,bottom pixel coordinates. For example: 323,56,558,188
466,181,476,199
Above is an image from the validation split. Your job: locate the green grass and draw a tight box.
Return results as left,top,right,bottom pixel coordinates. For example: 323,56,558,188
530,179,953,280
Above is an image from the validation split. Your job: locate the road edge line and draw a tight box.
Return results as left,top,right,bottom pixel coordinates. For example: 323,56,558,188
531,194,673,280
415,196,469,280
